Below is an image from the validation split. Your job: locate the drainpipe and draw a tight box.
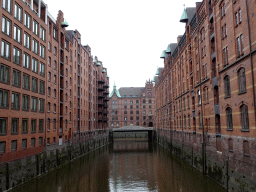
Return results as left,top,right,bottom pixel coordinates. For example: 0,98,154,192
198,27,206,175
245,0,256,124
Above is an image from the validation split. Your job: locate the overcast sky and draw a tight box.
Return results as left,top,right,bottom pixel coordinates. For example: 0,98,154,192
44,0,199,91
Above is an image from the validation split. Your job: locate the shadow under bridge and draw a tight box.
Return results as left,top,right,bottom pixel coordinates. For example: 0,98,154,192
109,126,156,142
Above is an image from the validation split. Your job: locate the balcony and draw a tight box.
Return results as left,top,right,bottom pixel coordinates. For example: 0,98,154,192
98,79,105,84
211,51,216,61
98,95,104,99
213,77,218,87
98,87,104,92
60,70,64,77
210,32,215,41
103,84,109,89
98,102,104,106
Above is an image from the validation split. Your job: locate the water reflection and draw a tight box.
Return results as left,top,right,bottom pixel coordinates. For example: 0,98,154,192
12,141,224,192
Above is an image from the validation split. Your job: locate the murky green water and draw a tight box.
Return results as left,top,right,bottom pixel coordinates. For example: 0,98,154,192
12,141,225,192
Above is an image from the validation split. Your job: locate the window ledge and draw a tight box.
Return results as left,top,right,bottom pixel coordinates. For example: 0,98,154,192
241,129,249,132
224,96,231,99
227,129,233,131
244,153,250,157
238,91,246,95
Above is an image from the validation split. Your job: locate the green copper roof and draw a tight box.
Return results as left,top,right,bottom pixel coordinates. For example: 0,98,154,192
160,50,165,59
155,68,160,75
180,5,188,23
61,20,69,28
152,76,155,82
102,69,106,73
109,81,121,98
166,44,171,53
107,74,109,78
96,62,101,66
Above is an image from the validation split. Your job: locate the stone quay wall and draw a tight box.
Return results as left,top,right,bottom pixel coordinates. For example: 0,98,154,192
156,129,256,192
0,134,109,192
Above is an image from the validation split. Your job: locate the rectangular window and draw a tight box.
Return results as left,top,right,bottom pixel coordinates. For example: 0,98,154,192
32,58,38,73
11,140,17,151
240,34,244,54
24,33,31,49
53,28,58,39
32,77,38,92
40,62,45,76
22,139,27,149
11,92,19,110
40,45,45,58
14,25,21,43
22,118,28,133
11,118,18,134
40,27,46,41
1,40,11,60
39,99,44,112
31,119,36,133
0,118,7,134
13,47,21,65
0,89,9,108
23,53,30,69
0,141,6,153
22,94,29,111
31,97,37,112
12,69,21,87
24,12,31,29
3,0,12,13
33,20,39,35
39,119,44,132
31,138,35,147
0,64,10,84
23,73,30,90
14,3,22,22
32,39,38,54
2,16,11,36
39,137,42,146
39,80,45,94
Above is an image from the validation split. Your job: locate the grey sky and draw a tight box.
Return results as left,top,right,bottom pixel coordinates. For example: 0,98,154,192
44,0,199,91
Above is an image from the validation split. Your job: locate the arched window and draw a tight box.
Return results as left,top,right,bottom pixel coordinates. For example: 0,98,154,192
149,110,152,115
243,140,250,156
224,75,231,97
198,90,201,105
143,111,146,115
111,123,114,127
228,138,233,152
238,68,246,93
124,111,127,114
130,100,133,104
143,100,145,104
130,110,133,114
241,104,249,130
199,112,202,129
124,100,127,104
136,100,139,104
226,107,233,130
116,123,119,127
136,110,139,114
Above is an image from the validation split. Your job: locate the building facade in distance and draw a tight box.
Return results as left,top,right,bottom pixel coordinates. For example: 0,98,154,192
109,80,155,128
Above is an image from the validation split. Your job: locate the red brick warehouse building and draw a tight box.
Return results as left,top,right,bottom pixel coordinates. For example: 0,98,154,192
154,0,256,190
108,80,155,128
0,0,109,163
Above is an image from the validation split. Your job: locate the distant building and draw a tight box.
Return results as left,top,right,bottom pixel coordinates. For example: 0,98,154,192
108,80,155,128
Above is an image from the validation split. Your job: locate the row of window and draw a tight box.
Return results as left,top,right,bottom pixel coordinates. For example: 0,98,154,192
0,118,44,135
0,89,44,111
1,39,45,61
173,104,249,131
0,137,43,153
0,64,45,91
2,1,46,40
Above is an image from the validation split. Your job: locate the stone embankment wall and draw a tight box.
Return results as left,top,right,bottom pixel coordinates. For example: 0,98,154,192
0,135,109,192
113,132,148,139
156,129,256,192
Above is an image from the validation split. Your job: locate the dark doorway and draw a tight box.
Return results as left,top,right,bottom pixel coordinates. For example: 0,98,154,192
149,122,153,127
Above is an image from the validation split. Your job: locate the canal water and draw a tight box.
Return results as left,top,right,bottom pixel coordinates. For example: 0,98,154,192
12,141,225,192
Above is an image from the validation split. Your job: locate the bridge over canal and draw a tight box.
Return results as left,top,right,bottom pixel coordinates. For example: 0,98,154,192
109,126,156,142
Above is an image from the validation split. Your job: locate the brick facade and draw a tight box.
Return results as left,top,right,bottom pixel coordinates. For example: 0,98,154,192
0,0,109,163
155,0,256,190
108,80,155,128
